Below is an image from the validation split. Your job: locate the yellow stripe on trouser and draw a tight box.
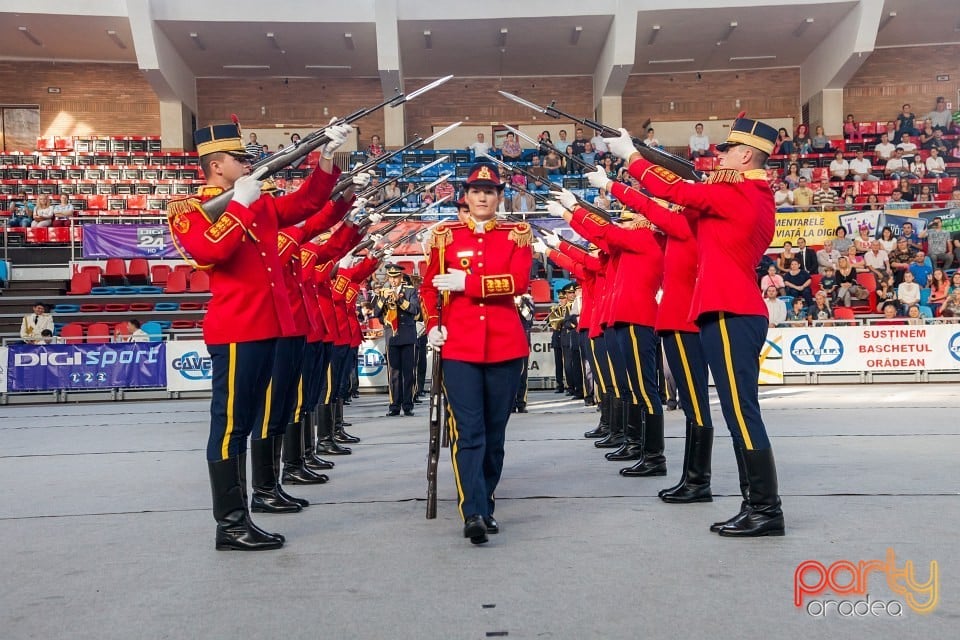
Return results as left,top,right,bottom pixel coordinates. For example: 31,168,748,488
605,352,620,399
718,313,754,450
292,376,304,423
591,344,607,395
322,362,333,404
259,379,273,439
675,334,704,427
442,379,467,520
628,326,655,412
220,343,238,460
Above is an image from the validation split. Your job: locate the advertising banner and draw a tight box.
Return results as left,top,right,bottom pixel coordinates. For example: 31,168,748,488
356,338,390,388
918,206,960,233
6,343,166,391
0,346,7,393
759,329,784,385
82,224,181,259
529,330,556,380
770,211,841,249
165,340,212,392
780,324,960,373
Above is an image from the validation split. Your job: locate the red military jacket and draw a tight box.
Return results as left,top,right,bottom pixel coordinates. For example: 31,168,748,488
332,257,379,348
610,181,699,334
421,219,533,364
627,158,773,320
311,223,364,344
277,226,312,338
568,207,663,328
167,166,337,345
547,242,601,333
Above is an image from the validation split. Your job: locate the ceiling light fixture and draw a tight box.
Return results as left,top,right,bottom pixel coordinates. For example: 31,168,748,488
719,21,738,43
423,29,432,49
647,24,661,46
344,32,355,50
222,65,271,70
304,64,352,70
648,58,695,64
18,26,43,47
189,32,206,51
498,27,508,47
729,55,777,61
792,17,815,38
106,30,127,50
571,25,583,45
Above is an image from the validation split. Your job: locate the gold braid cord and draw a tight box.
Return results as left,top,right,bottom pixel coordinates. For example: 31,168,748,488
508,222,533,247
706,169,744,185
429,224,453,250
166,198,214,271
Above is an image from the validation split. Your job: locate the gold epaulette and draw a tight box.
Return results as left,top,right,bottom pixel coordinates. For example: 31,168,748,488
429,223,454,249
506,221,533,247
166,197,203,219
261,179,279,194
706,169,744,185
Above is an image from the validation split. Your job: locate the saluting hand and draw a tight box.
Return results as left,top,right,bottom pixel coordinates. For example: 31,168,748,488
604,128,638,163
432,268,466,292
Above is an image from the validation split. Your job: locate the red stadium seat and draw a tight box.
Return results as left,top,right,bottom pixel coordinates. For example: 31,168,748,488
530,278,553,303
171,320,196,330
67,272,92,295
856,181,878,195
79,304,104,313
46,227,71,243
937,177,957,193
80,265,103,286
188,270,210,293
179,301,204,311
113,322,130,341
86,322,112,344
127,258,150,285
103,258,127,285
104,303,130,312
878,180,896,195
129,302,154,312
151,264,171,286
25,228,49,243
833,307,855,320
164,270,187,294
60,322,85,344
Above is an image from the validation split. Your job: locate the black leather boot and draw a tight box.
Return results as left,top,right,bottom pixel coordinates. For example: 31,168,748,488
333,398,360,444
316,403,351,455
718,448,784,537
584,393,610,438
594,396,625,448
660,424,713,503
606,402,644,461
303,410,335,471
620,412,667,476
209,458,283,551
238,453,286,542
271,435,309,508
282,420,329,484
250,437,303,513
710,444,751,532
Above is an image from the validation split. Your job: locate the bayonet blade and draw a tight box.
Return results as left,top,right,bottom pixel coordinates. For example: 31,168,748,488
498,90,548,114
403,75,454,103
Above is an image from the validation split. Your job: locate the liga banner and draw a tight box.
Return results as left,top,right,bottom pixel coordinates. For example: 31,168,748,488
82,224,181,259
771,212,840,249
780,324,960,373
165,340,212,392
6,343,166,392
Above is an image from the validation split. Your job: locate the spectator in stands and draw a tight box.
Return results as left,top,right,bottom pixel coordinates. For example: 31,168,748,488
420,187,436,206
244,132,263,159
774,182,794,212
817,239,841,274
896,134,918,162
905,304,924,325
289,132,301,147
572,128,588,156
843,114,863,142
589,128,608,156
434,179,455,204
799,159,815,182
783,258,813,304
848,149,877,182
785,297,808,324
873,133,896,162
808,290,833,323
922,217,954,268
20,302,54,345
885,190,910,211
864,240,891,284
794,124,812,154
760,263,785,295
900,221,922,251
536,131,553,157
124,319,150,342
501,132,523,161
949,189,960,209
556,129,570,152
813,179,839,211
942,288,960,317
774,128,794,156
402,182,419,208
783,163,802,189
811,125,832,154
366,176,384,207
259,144,271,158
878,226,897,252
527,155,548,181
925,147,948,178
468,132,494,157
763,286,787,327
889,238,916,285
793,176,814,212
835,257,867,307
854,225,873,254
929,269,949,315
916,184,935,204
844,244,865,269
776,240,796,273
884,149,913,180
895,104,919,143
382,180,401,203
796,237,818,274
897,271,921,314
563,146,579,174
8,198,33,227
689,123,713,158
909,251,933,286
593,187,611,210
873,273,895,310
599,155,617,180
31,194,55,228
909,158,927,180
828,151,850,182
39,329,58,344
367,134,385,158
512,189,536,213
579,142,598,167
832,226,853,254
819,266,838,301
52,194,75,227
841,184,857,210
896,178,916,201
543,150,562,175
865,194,882,210
927,97,952,132
642,128,660,148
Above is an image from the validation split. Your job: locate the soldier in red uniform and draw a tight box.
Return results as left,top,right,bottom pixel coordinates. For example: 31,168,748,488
167,118,351,550
420,163,533,544
586,167,714,502
605,114,785,537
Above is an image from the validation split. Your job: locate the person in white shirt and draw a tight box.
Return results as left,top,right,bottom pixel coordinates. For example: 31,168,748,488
873,133,896,161
124,319,151,342
689,123,713,158
21,302,54,344
467,133,493,157
896,134,918,162
863,241,890,284
925,147,948,177
884,149,913,179
848,150,878,181
816,240,841,274
763,286,787,327
773,182,795,211
897,271,921,314
927,97,953,131
828,151,850,182
643,128,660,148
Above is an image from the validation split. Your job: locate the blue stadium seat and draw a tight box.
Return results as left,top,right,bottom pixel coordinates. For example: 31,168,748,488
779,296,795,311
919,305,933,319
551,278,572,299
140,321,164,341
112,286,138,295
919,288,931,305
52,303,80,314
134,286,164,294
154,302,180,311
90,286,114,295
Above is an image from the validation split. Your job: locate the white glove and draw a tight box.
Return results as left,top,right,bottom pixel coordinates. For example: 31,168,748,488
604,128,638,163
553,188,578,210
544,232,561,249
545,200,568,218
322,117,353,159
231,174,263,207
586,166,611,191
427,326,448,348
532,239,548,255
365,212,383,225
352,171,372,189
382,247,395,257
432,268,467,292
338,254,355,269
369,233,384,244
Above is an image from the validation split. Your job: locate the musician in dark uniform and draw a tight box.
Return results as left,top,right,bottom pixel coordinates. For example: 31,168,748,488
167,117,350,550
605,114,785,537
374,263,420,416
558,283,585,399
546,295,568,393
513,290,536,412
421,162,533,544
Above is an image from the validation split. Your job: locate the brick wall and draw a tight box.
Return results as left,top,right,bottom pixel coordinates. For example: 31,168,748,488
844,44,960,125
0,61,159,138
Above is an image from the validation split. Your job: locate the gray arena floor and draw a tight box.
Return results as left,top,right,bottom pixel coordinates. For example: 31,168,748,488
1,384,956,639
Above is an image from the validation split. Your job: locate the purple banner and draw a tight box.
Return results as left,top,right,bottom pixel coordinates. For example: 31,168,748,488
82,224,181,259
7,343,167,392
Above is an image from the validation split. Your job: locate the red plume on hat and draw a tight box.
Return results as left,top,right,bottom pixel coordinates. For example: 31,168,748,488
231,113,242,133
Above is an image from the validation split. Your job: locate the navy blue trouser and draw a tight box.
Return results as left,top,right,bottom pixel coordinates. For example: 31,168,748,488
698,312,771,450
255,335,305,439
298,340,326,421
315,341,336,407
387,342,416,412
443,358,524,521
206,339,276,461
590,332,613,396
578,329,595,398
613,323,662,415
328,344,351,403
660,330,713,429
603,326,630,401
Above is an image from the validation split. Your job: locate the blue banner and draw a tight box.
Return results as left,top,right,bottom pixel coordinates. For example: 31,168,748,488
7,343,166,392
82,224,181,259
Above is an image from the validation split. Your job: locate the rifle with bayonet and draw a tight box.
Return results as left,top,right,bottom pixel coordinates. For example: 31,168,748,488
498,90,702,182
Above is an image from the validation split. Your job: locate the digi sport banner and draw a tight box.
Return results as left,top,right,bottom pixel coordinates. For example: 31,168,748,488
6,343,166,392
